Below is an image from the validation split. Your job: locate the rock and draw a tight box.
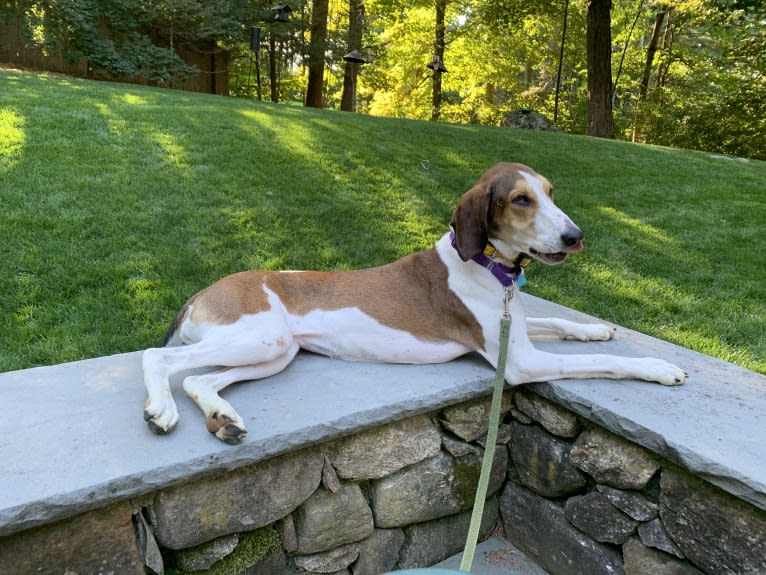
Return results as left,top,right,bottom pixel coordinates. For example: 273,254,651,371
623,538,704,575
597,484,659,521
660,467,766,575
570,428,660,489
352,529,405,575
294,542,360,574
500,482,624,575
372,448,507,528
476,422,513,447
638,519,685,559
513,390,579,437
0,501,145,574
499,109,561,132
397,497,499,569
294,483,374,555
176,534,239,571
440,393,512,442
564,491,639,545
322,454,341,493
152,449,323,549
510,422,587,497
187,527,284,575
331,415,441,480
278,514,298,553
441,435,482,458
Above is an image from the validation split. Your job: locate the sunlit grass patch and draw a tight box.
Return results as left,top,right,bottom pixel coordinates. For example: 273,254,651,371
0,69,764,375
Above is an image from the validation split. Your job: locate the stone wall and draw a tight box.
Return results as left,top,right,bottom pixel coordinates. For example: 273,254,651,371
2,388,765,575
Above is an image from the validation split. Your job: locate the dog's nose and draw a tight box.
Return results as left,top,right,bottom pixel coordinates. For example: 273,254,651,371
562,228,583,247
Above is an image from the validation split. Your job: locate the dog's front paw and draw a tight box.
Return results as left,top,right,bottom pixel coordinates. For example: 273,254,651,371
143,397,179,434
641,358,687,386
206,409,247,445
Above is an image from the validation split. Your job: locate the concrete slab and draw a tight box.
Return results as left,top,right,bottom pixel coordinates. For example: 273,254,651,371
0,293,764,538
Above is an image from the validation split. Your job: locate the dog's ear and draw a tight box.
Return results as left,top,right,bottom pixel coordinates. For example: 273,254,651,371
450,183,491,261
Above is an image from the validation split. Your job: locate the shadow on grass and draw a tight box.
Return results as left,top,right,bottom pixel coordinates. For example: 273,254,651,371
1,70,764,375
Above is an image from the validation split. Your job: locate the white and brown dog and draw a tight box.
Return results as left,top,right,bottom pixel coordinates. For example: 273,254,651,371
143,162,686,444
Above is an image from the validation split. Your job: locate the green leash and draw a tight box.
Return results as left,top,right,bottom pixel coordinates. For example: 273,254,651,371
459,287,513,573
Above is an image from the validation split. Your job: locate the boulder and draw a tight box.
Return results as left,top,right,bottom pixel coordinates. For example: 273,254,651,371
294,483,374,555
152,449,323,549
510,422,587,497
569,428,659,489
500,482,624,575
564,491,639,545
331,415,441,480
660,468,766,575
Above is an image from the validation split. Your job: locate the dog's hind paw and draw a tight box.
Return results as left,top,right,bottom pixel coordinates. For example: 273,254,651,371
143,399,179,434
206,410,247,445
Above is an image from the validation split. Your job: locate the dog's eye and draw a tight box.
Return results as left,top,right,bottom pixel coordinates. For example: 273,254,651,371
512,195,531,207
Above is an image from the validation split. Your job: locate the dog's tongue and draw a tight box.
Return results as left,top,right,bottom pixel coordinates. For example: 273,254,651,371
563,240,584,253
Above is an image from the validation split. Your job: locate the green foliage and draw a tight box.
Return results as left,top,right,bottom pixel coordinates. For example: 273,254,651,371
1,70,765,375
6,0,254,81
167,527,281,575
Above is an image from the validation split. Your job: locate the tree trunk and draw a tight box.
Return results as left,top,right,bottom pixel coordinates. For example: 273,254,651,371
269,33,278,103
306,0,329,108
586,0,614,138
639,5,669,101
431,0,447,121
340,0,363,112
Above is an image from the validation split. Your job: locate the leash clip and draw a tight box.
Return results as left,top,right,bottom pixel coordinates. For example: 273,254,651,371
503,286,513,319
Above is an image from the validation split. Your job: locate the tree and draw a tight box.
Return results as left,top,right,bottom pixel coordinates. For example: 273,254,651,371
586,0,614,138
340,0,364,111
305,0,329,107
430,0,447,120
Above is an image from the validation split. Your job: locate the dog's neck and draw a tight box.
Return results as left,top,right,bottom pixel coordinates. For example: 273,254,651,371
448,231,529,288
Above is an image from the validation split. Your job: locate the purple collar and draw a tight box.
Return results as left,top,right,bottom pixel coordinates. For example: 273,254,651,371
449,231,525,288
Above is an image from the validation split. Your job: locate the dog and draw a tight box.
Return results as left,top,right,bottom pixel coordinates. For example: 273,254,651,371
142,162,686,444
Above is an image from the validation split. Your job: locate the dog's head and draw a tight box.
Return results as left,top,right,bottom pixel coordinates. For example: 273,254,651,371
450,162,583,265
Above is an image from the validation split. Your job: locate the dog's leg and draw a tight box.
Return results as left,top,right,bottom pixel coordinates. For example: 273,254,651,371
142,348,180,434
487,289,686,386
142,314,296,435
526,317,616,341
182,342,300,444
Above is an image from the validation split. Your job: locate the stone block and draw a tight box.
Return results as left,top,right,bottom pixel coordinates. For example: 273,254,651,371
331,415,442,481
510,422,587,497
153,449,323,549
638,518,684,559
623,538,703,575
294,542,360,573
294,483,374,555
352,528,405,575
596,484,658,521
514,389,580,437
371,447,507,528
570,428,659,489
397,496,499,569
440,393,512,442
176,533,239,571
564,491,639,545
500,482,624,575
0,502,144,575
660,467,766,575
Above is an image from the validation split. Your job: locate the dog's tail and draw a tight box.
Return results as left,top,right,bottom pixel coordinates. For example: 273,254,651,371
162,301,192,347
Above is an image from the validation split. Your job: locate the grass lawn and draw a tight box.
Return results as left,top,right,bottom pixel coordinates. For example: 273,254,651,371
1,69,764,375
